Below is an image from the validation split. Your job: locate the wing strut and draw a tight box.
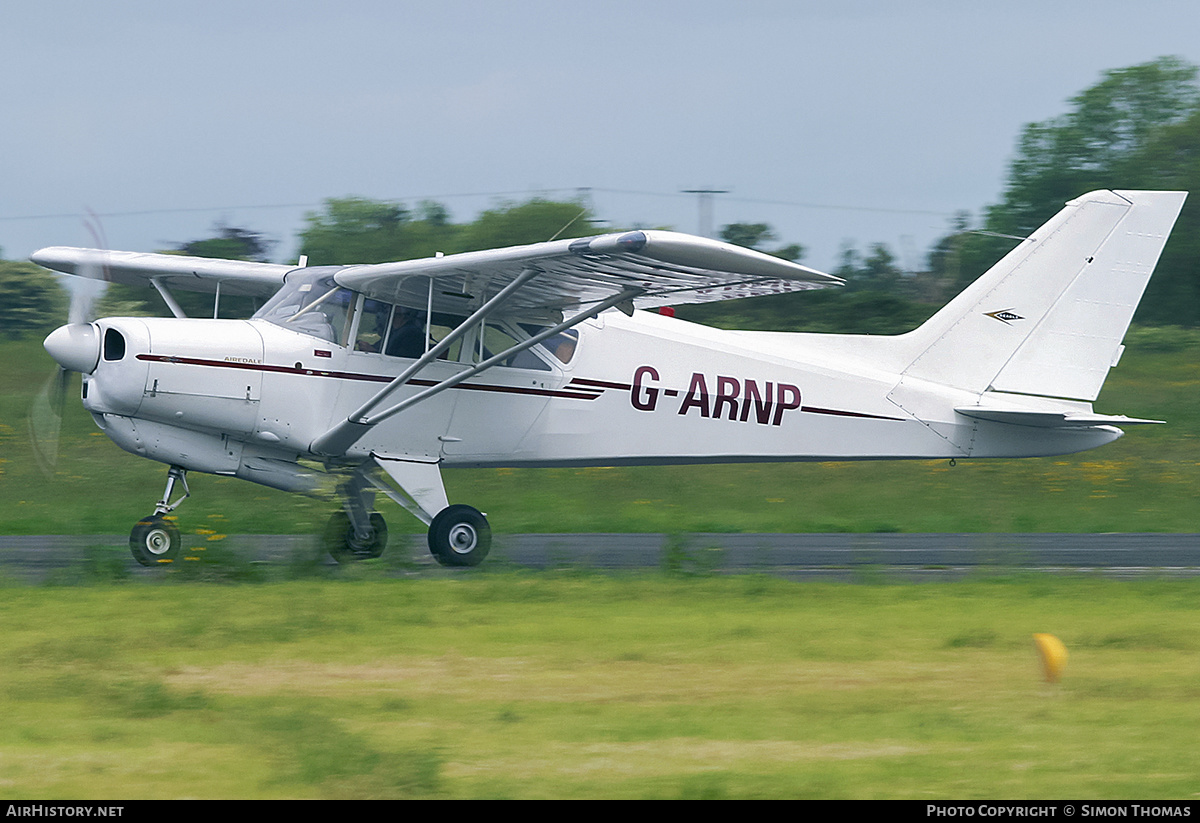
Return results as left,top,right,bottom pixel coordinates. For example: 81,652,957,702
310,274,643,458
150,278,188,318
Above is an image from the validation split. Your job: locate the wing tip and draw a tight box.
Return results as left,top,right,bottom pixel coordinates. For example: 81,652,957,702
569,231,648,256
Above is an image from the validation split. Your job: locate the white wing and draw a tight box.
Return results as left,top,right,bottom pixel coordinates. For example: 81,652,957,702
31,247,294,297
34,230,841,311
333,230,841,317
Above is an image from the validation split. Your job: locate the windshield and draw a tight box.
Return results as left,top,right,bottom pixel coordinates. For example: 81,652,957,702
253,269,356,345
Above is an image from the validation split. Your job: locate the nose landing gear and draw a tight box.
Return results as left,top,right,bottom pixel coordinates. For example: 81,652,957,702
129,466,189,566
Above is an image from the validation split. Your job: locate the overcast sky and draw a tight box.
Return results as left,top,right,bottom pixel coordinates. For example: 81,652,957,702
4,0,1199,272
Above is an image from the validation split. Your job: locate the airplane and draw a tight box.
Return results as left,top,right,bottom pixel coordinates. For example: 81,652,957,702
31,189,1186,568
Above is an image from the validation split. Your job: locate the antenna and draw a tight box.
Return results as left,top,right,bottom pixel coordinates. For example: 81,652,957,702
547,207,589,242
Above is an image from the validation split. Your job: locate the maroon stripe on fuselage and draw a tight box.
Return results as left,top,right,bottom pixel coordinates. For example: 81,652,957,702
568,377,632,391
801,405,903,422
135,354,603,400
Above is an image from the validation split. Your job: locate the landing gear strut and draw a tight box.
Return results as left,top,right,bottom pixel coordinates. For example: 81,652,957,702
129,466,189,565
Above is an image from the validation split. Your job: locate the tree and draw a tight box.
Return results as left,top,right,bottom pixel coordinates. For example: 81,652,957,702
299,197,414,265
0,260,67,338
720,223,775,249
1002,56,1199,231
834,241,903,293
178,223,274,262
719,222,805,261
456,198,596,252
297,196,597,266
927,57,1200,325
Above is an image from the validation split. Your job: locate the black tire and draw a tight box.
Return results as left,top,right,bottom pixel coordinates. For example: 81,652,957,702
324,510,388,563
130,515,182,566
428,504,491,567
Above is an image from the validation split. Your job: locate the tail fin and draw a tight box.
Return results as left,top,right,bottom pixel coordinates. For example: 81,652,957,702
899,190,1186,401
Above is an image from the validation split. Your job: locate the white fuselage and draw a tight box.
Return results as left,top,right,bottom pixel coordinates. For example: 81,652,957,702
76,308,1120,490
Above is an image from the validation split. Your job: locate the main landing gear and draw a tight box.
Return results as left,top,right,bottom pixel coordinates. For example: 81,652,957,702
129,466,189,566
427,504,491,567
324,461,492,567
323,503,492,567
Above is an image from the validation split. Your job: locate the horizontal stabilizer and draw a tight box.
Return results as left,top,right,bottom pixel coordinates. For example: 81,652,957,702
955,406,1163,428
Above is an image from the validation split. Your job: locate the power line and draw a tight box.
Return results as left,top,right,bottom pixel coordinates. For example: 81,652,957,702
0,189,585,223
0,187,959,224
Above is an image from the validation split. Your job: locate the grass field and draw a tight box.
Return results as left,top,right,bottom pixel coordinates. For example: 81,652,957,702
1,571,1198,799
2,331,1199,537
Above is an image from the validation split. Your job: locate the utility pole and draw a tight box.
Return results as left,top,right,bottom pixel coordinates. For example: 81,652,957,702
681,188,729,238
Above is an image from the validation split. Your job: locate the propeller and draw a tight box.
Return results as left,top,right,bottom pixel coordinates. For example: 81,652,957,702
28,214,110,475
29,362,69,475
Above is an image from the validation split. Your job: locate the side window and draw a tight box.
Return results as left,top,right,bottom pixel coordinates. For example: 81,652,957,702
428,312,465,362
365,309,469,362
355,299,392,353
383,307,427,359
544,330,579,364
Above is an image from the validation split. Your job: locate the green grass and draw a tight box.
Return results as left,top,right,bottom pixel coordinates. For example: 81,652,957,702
0,572,1198,798
3,333,1198,536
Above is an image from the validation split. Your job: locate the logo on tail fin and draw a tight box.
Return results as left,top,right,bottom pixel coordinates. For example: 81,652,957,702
984,309,1024,325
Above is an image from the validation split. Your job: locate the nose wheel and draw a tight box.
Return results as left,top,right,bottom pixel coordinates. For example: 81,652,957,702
129,466,189,566
428,504,491,567
130,515,182,565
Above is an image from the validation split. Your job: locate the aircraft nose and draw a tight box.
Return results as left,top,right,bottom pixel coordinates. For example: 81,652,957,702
44,323,101,374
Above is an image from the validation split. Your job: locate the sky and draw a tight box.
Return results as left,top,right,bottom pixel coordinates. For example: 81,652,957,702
4,0,1200,273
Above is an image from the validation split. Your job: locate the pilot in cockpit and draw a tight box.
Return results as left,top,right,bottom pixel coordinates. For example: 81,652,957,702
385,307,426,358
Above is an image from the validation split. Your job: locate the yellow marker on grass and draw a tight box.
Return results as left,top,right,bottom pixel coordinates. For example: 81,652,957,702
1033,633,1068,682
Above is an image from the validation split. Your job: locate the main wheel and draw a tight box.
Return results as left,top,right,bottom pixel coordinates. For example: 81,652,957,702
428,504,491,567
324,510,388,563
130,515,182,566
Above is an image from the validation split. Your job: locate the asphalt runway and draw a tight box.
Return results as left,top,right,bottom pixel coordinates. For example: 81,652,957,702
2,533,1199,582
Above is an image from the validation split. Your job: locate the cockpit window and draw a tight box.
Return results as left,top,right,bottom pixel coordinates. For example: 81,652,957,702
253,270,356,345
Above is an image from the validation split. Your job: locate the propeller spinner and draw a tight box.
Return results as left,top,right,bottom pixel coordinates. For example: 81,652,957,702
29,252,108,475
